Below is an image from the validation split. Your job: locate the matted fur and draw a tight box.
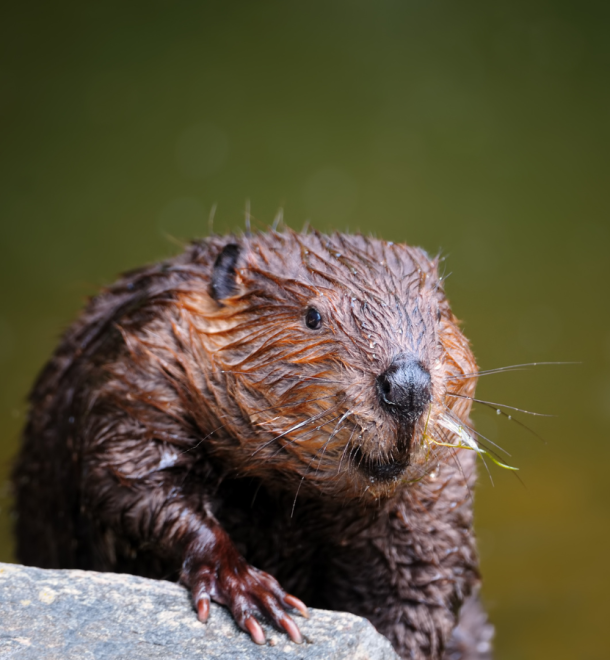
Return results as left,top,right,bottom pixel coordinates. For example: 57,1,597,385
13,230,491,659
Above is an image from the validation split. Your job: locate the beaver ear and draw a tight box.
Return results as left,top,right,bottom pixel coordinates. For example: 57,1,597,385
210,243,242,302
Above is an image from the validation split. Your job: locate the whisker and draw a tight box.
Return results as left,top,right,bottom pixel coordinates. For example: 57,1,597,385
479,451,494,486
251,413,326,456
355,441,366,470
291,476,305,518
296,412,345,448
358,484,371,503
284,413,350,487
312,410,354,475
348,441,360,468
253,400,345,456
449,408,527,487
272,411,352,507
494,408,546,444
437,409,518,475
447,393,547,443
447,361,580,381
247,394,338,418
440,415,512,460
185,396,339,455
266,407,346,462
338,423,359,474
250,481,263,508
447,446,474,503
509,467,527,489
442,408,511,458
446,392,552,417
289,410,351,515
182,423,227,454
221,370,343,385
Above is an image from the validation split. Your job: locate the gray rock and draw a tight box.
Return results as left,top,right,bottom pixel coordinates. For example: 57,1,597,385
0,562,399,660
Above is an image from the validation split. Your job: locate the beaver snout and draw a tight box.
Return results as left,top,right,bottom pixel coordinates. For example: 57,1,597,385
350,359,433,483
376,357,432,425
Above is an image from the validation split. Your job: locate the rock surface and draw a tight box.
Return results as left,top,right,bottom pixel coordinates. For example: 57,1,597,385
0,562,399,660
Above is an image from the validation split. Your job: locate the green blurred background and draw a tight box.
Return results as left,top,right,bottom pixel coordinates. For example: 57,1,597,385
1,1,608,657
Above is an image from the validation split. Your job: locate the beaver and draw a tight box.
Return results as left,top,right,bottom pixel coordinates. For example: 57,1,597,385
12,229,492,659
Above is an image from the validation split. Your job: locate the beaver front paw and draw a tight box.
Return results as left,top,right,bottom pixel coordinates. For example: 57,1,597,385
181,526,308,645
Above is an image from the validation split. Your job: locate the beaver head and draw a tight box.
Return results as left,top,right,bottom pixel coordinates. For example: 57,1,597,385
170,230,477,502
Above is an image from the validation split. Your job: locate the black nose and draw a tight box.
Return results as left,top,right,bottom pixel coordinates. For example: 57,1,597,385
376,358,432,423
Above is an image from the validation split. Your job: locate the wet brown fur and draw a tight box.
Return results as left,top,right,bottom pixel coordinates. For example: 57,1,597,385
13,230,491,659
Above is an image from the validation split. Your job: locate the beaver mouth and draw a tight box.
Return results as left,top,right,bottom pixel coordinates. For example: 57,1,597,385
351,447,410,481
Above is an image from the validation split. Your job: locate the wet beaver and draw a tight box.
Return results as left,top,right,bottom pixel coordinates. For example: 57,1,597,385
13,229,492,659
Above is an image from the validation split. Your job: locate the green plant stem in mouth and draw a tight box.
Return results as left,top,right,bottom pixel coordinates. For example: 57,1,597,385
431,413,519,472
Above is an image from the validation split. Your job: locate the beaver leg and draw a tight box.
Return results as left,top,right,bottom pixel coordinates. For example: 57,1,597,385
82,428,307,644
180,522,308,644
87,480,308,643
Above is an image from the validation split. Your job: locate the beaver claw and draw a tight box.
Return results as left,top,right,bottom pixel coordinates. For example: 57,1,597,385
182,528,308,645
191,562,307,644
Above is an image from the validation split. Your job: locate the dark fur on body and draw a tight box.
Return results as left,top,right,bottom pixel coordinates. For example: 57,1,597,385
13,230,492,659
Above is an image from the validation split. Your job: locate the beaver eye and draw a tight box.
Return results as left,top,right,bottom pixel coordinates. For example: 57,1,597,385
305,307,322,330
